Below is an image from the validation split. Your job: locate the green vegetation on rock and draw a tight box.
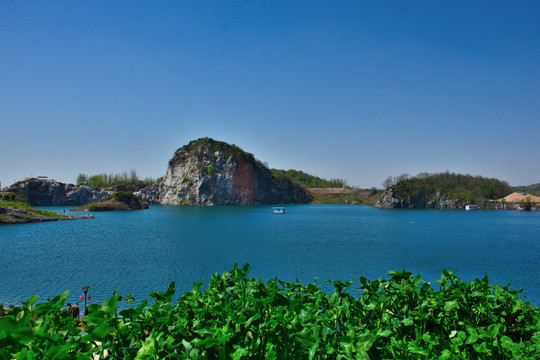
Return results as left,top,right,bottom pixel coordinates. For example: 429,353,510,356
384,172,513,205
79,192,149,211
1,265,538,359
1,201,64,218
272,169,348,188
0,200,92,224
171,137,255,167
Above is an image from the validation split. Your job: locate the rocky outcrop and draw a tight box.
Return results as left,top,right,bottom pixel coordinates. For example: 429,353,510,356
136,138,312,206
375,188,466,209
1,178,113,206
78,192,149,211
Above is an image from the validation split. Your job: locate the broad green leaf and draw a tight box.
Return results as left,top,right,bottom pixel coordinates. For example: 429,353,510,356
15,348,31,360
465,327,478,344
422,332,433,344
44,345,69,360
135,335,157,360
356,332,376,352
92,323,110,339
231,348,249,359
23,295,39,309
401,317,413,327
15,310,25,322
486,323,500,338
500,335,514,349
0,317,19,331
182,339,192,355
473,342,487,353
438,349,452,359
444,300,458,312
339,341,354,355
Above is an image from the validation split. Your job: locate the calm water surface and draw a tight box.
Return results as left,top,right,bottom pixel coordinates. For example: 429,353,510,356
0,205,539,306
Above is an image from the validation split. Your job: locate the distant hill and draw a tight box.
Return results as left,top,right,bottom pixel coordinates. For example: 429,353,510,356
376,172,514,209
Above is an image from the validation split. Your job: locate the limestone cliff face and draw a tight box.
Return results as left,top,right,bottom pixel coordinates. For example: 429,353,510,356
2,178,113,206
136,138,312,206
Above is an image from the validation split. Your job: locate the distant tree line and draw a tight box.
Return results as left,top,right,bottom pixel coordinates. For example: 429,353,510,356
272,169,348,188
513,183,540,195
383,171,513,203
76,170,156,189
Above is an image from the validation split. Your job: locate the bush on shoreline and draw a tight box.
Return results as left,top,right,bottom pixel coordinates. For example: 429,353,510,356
1,265,539,359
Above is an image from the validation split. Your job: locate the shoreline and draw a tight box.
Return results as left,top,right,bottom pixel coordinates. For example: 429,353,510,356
0,201,94,225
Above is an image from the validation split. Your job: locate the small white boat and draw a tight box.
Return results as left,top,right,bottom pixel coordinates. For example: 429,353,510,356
465,205,478,211
272,207,285,214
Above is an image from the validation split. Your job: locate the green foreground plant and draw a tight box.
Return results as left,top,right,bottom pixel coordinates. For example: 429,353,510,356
1,265,538,359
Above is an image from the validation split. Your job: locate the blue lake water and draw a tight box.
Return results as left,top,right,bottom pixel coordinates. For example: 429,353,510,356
0,205,539,307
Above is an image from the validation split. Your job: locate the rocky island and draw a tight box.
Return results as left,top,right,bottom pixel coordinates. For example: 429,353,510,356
0,201,93,224
136,138,312,205
77,192,149,211
375,172,539,210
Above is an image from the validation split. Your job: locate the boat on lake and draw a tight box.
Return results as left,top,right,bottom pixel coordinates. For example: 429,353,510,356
272,207,285,214
465,205,478,211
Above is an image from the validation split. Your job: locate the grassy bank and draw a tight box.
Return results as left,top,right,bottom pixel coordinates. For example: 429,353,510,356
0,200,94,224
0,200,67,224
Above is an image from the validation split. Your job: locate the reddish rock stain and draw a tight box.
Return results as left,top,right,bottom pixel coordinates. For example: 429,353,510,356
233,155,257,204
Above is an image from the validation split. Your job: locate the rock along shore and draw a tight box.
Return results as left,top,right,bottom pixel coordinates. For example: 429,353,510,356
0,203,94,225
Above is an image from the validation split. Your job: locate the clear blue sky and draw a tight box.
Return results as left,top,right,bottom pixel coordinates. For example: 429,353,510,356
1,1,539,189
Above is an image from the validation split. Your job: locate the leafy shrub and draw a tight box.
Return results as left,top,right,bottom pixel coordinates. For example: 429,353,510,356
0,266,538,359
3,193,17,201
